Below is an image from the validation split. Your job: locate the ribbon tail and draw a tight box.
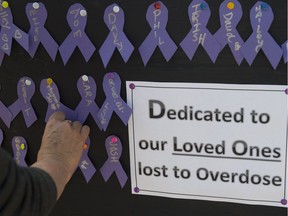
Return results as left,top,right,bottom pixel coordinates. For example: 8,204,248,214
180,31,199,60
60,103,78,121
213,28,227,50
79,154,96,183
28,29,40,58
75,102,89,124
0,50,5,65
100,161,114,182
97,101,113,131
158,33,177,62
13,27,29,52
202,32,221,63
241,34,258,66
113,100,132,125
228,32,244,65
262,35,283,70
99,34,116,68
0,31,12,55
59,34,77,65
89,103,103,130
115,163,128,188
40,29,59,61
78,34,96,62
139,32,157,66
281,41,287,63
0,100,12,127
118,32,134,63
8,100,21,121
22,105,37,128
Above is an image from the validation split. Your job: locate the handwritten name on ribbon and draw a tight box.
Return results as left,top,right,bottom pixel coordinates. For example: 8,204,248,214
75,75,102,129
214,0,244,65
97,72,132,131
79,137,96,183
282,41,287,63
180,0,221,62
59,3,96,65
8,77,37,128
100,135,128,188
12,136,28,167
25,2,59,61
40,78,77,122
241,1,283,69
0,1,29,65
139,1,177,66
99,4,134,68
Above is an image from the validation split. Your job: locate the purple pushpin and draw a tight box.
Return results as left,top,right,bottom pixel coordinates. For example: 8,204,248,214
59,3,96,65
100,135,128,188
25,2,59,61
12,136,28,167
0,2,29,65
281,41,287,63
40,78,77,122
180,0,221,63
214,0,244,65
241,1,283,69
281,199,287,205
129,83,135,90
139,1,177,66
99,3,134,68
97,72,132,131
134,187,140,193
79,137,96,183
75,75,102,129
8,77,37,128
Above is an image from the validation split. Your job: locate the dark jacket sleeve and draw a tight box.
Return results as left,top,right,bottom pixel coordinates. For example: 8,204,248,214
0,148,57,216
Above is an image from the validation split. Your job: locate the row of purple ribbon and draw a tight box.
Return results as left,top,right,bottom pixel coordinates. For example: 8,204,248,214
0,1,286,69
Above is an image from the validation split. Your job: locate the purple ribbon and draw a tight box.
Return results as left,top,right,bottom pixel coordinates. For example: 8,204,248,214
59,3,96,65
8,77,37,128
214,0,244,65
0,99,12,128
97,72,132,131
12,136,28,167
99,4,134,68
40,78,77,122
180,0,221,62
75,75,102,129
100,135,128,188
0,3,29,65
139,1,177,66
241,1,283,69
282,41,287,63
0,129,3,146
79,137,96,183
25,3,59,60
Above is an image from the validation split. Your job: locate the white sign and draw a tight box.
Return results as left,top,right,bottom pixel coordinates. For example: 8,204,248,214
126,81,288,207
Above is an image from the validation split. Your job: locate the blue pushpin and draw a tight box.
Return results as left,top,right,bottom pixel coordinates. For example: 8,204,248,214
200,2,207,10
260,3,269,11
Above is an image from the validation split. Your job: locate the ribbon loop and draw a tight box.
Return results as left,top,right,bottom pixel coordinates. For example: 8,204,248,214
99,3,134,68
12,136,28,167
8,77,37,128
97,72,132,131
100,135,128,188
25,3,59,60
40,78,77,122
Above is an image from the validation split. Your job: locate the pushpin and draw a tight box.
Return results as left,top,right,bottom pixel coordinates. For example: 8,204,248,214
46,78,53,85
134,187,140,193
32,2,40,9
285,89,288,95
80,9,87,17
20,143,25,150
200,2,207,10
113,6,120,13
108,73,114,79
82,75,89,82
2,1,9,8
111,136,118,143
83,143,88,150
227,2,234,10
281,199,287,205
260,3,269,10
154,2,161,10
25,79,32,86
129,83,135,90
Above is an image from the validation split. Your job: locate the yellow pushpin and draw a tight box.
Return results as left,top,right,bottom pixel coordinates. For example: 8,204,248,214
2,1,9,8
227,2,235,10
83,143,88,150
47,78,53,85
20,143,25,150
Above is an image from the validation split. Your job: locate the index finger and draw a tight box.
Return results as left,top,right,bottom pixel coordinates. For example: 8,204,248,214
49,111,65,122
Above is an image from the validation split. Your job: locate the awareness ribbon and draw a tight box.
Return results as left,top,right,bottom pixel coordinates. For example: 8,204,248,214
241,1,283,69
214,0,244,65
99,3,134,68
282,41,287,63
100,135,128,188
139,1,177,66
40,78,77,122
0,99,12,128
8,77,37,128
75,75,102,129
97,72,132,131
180,0,221,62
59,3,96,65
25,2,59,60
12,136,28,167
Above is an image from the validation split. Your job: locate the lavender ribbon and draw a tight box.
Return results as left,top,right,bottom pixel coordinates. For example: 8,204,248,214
12,136,28,167
180,0,221,62
8,77,37,128
99,4,134,68
40,79,77,122
97,72,132,131
241,1,283,69
100,135,128,188
79,137,96,183
0,99,12,128
26,3,59,60
0,3,29,65
0,129,3,146
139,1,177,66
214,0,244,65
75,75,102,129
282,41,287,63
59,3,96,65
